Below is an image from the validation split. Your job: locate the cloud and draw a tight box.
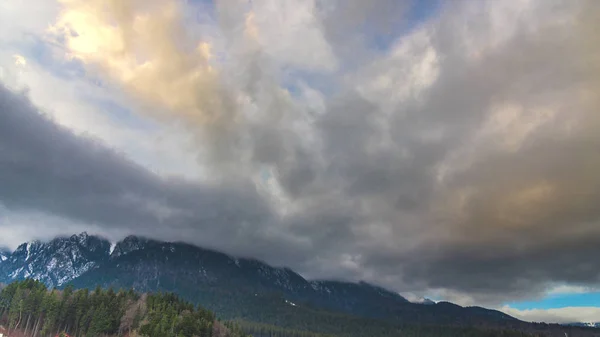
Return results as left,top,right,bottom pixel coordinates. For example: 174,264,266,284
547,285,600,296
49,0,227,118
500,306,600,324
13,54,26,67
244,0,338,71
2,0,600,307
0,0,208,182
0,83,314,267
48,0,258,177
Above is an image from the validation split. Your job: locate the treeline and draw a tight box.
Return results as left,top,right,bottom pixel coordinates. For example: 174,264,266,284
211,295,545,337
138,286,549,337
232,318,545,337
138,292,215,337
0,279,136,336
232,320,336,337
0,279,249,337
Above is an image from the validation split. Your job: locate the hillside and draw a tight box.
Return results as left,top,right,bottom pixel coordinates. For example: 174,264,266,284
0,279,252,337
0,233,516,327
1,234,599,337
0,279,555,337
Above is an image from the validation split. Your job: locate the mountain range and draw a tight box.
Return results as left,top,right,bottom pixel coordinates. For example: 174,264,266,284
566,323,600,329
0,233,597,337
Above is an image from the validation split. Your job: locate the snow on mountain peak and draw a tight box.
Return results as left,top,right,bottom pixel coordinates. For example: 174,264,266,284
0,248,11,262
0,233,111,288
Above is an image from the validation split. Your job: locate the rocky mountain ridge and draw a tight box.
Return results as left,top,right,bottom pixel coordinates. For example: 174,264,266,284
0,232,109,288
565,322,600,328
0,232,518,328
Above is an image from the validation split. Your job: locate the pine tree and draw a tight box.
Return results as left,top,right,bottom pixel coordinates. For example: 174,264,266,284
8,286,24,333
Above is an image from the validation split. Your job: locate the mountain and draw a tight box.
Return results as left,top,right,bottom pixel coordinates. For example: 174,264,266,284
0,233,520,329
565,322,600,328
0,232,110,288
421,298,436,305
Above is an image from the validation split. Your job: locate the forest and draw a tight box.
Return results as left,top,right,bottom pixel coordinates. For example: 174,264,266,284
0,279,577,337
0,279,246,337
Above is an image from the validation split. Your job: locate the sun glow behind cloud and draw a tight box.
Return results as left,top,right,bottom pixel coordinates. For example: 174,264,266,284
49,0,224,125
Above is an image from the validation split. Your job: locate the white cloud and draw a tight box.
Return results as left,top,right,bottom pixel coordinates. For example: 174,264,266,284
500,306,600,324
547,285,600,296
0,0,59,43
0,205,129,250
13,54,26,67
400,292,436,304
245,0,338,71
355,28,440,113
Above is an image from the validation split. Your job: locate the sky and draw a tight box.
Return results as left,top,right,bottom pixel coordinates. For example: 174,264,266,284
0,0,599,324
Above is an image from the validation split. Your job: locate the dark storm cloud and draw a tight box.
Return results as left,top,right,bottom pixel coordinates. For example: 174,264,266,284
265,0,600,302
0,84,312,263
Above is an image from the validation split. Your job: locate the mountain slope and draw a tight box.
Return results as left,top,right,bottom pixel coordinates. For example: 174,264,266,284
0,279,251,337
565,322,600,328
0,232,110,288
4,279,558,337
0,233,518,328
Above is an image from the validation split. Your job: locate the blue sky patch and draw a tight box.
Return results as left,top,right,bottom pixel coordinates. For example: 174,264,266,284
508,292,600,310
